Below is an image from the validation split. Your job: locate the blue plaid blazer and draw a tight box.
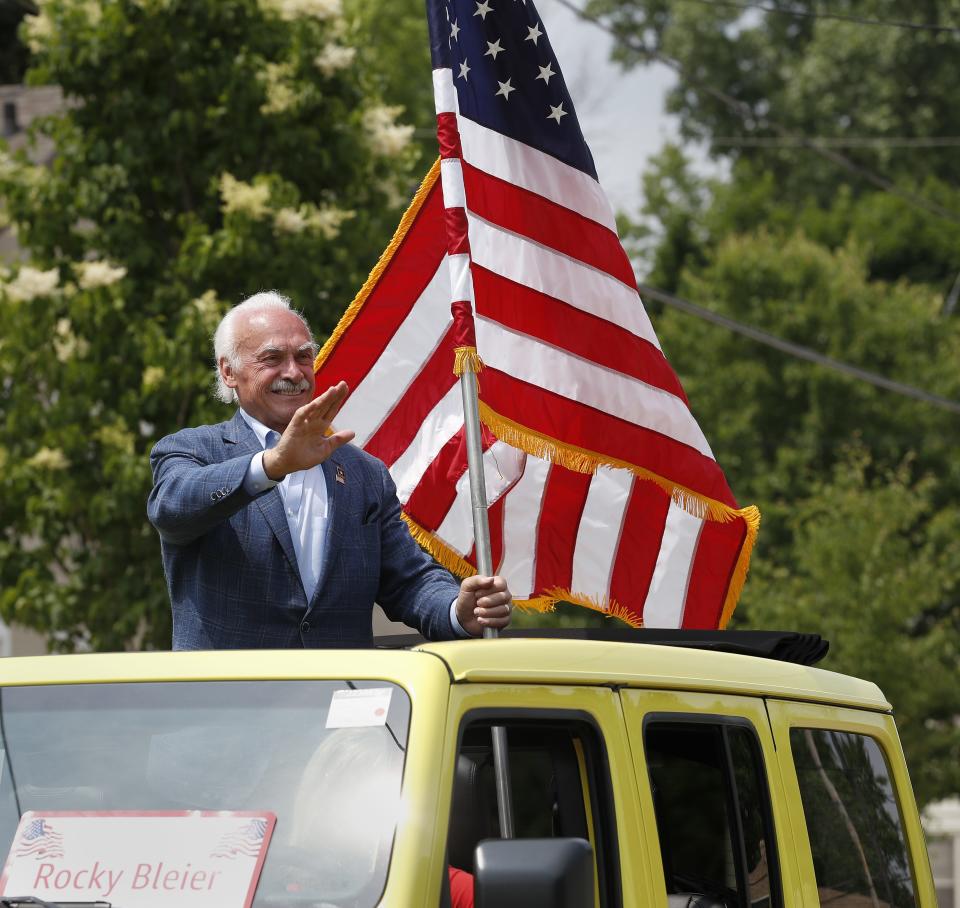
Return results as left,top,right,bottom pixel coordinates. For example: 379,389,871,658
147,411,460,649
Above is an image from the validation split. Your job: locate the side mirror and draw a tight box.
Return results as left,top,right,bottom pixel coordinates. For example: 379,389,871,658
473,837,594,908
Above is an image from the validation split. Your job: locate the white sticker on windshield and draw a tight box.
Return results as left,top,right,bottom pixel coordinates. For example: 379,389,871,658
325,688,393,728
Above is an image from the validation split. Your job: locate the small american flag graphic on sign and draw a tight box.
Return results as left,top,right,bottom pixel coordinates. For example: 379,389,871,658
14,818,64,859
210,818,267,860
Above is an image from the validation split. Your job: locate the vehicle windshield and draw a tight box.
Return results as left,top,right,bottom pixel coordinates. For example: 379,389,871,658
0,680,410,907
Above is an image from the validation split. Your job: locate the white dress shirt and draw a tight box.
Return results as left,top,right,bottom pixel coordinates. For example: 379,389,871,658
239,409,468,635
240,409,328,603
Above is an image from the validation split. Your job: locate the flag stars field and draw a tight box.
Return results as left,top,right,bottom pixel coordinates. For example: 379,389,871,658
441,0,592,178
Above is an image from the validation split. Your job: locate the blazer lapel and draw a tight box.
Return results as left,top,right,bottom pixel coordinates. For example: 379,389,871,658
312,452,346,601
223,411,300,581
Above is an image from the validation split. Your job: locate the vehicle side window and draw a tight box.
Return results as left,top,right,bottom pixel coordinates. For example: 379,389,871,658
645,720,780,908
448,718,620,907
789,728,918,908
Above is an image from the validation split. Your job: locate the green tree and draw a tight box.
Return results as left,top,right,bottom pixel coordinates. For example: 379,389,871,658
587,0,960,288
649,225,960,503
0,0,427,650
743,450,960,806
582,0,960,801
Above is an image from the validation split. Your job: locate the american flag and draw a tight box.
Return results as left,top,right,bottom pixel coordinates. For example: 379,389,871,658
14,818,64,858
210,818,268,860
314,0,758,627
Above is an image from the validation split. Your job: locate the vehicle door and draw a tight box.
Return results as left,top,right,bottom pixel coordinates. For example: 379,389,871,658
620,688,800,908
427,681,655,908
766,699,938,908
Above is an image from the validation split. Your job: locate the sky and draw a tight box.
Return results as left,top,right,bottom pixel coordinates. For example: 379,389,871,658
536,0,681,218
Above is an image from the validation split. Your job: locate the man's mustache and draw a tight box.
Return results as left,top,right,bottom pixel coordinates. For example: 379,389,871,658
271,378,311,393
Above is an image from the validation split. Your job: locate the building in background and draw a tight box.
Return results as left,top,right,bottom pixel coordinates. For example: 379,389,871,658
928,799,960,908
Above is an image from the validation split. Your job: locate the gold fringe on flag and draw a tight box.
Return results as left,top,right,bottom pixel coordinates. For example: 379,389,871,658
314,159,441,371
474,402,761,627
453,346,485,375
401,514,644,628
541,588,644,628
718,504,761,628
401,512,477,579
478,401,753,525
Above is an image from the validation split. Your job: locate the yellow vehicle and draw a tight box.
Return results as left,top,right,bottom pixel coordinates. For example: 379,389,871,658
0,630,937,908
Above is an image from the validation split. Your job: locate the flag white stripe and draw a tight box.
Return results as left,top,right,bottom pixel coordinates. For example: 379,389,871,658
435,468,474,556
336,259,452,448
446,252,474,303
497,455,550,595
435,440,526,556
433,68,456,115
475,317,715,458
457,114,618,234
642,502,704,627
467,212,659,349
390,384,465,504
571,469,634,603
440,158,466,209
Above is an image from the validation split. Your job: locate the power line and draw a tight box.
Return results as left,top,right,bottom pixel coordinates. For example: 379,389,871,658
554,0,960,227
710,136,960,149
638,283,960,415
679,0,960,34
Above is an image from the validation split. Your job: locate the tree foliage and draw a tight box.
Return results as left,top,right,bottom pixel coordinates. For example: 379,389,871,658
590,0,960,287
748,451,960,805
584,0,960,802
0,0,425,650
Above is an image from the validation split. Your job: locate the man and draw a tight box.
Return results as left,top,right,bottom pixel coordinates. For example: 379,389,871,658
148,291,512,649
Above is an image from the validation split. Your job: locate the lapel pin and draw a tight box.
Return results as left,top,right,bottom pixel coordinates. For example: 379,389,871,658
336,465,346,485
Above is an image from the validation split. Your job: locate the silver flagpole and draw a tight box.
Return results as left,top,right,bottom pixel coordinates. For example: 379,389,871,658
459,367,515,839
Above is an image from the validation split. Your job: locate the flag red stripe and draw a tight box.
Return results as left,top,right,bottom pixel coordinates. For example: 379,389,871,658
533,464,592,595
488,494,505,574
609,479,672,615
472,266,689,404
444,207,470,254
681,516,747,628
462,161,637,288
403,427,468,531
363,325,459,468
316,182,447,392
436,112,462,159
480,369,737,507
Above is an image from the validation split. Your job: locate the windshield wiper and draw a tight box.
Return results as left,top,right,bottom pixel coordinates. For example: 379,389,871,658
1,898,112,907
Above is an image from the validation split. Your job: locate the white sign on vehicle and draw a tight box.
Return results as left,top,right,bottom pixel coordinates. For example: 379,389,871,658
0,810,275,908
326,686,393,728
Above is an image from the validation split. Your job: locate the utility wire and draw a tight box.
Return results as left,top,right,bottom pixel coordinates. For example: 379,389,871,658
678,0,960,34
638,283,960,415
554,0,960,227
710,136,960,148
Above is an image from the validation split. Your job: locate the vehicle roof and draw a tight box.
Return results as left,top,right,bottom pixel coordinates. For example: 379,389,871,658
417,638,890,710
0,639,890,711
